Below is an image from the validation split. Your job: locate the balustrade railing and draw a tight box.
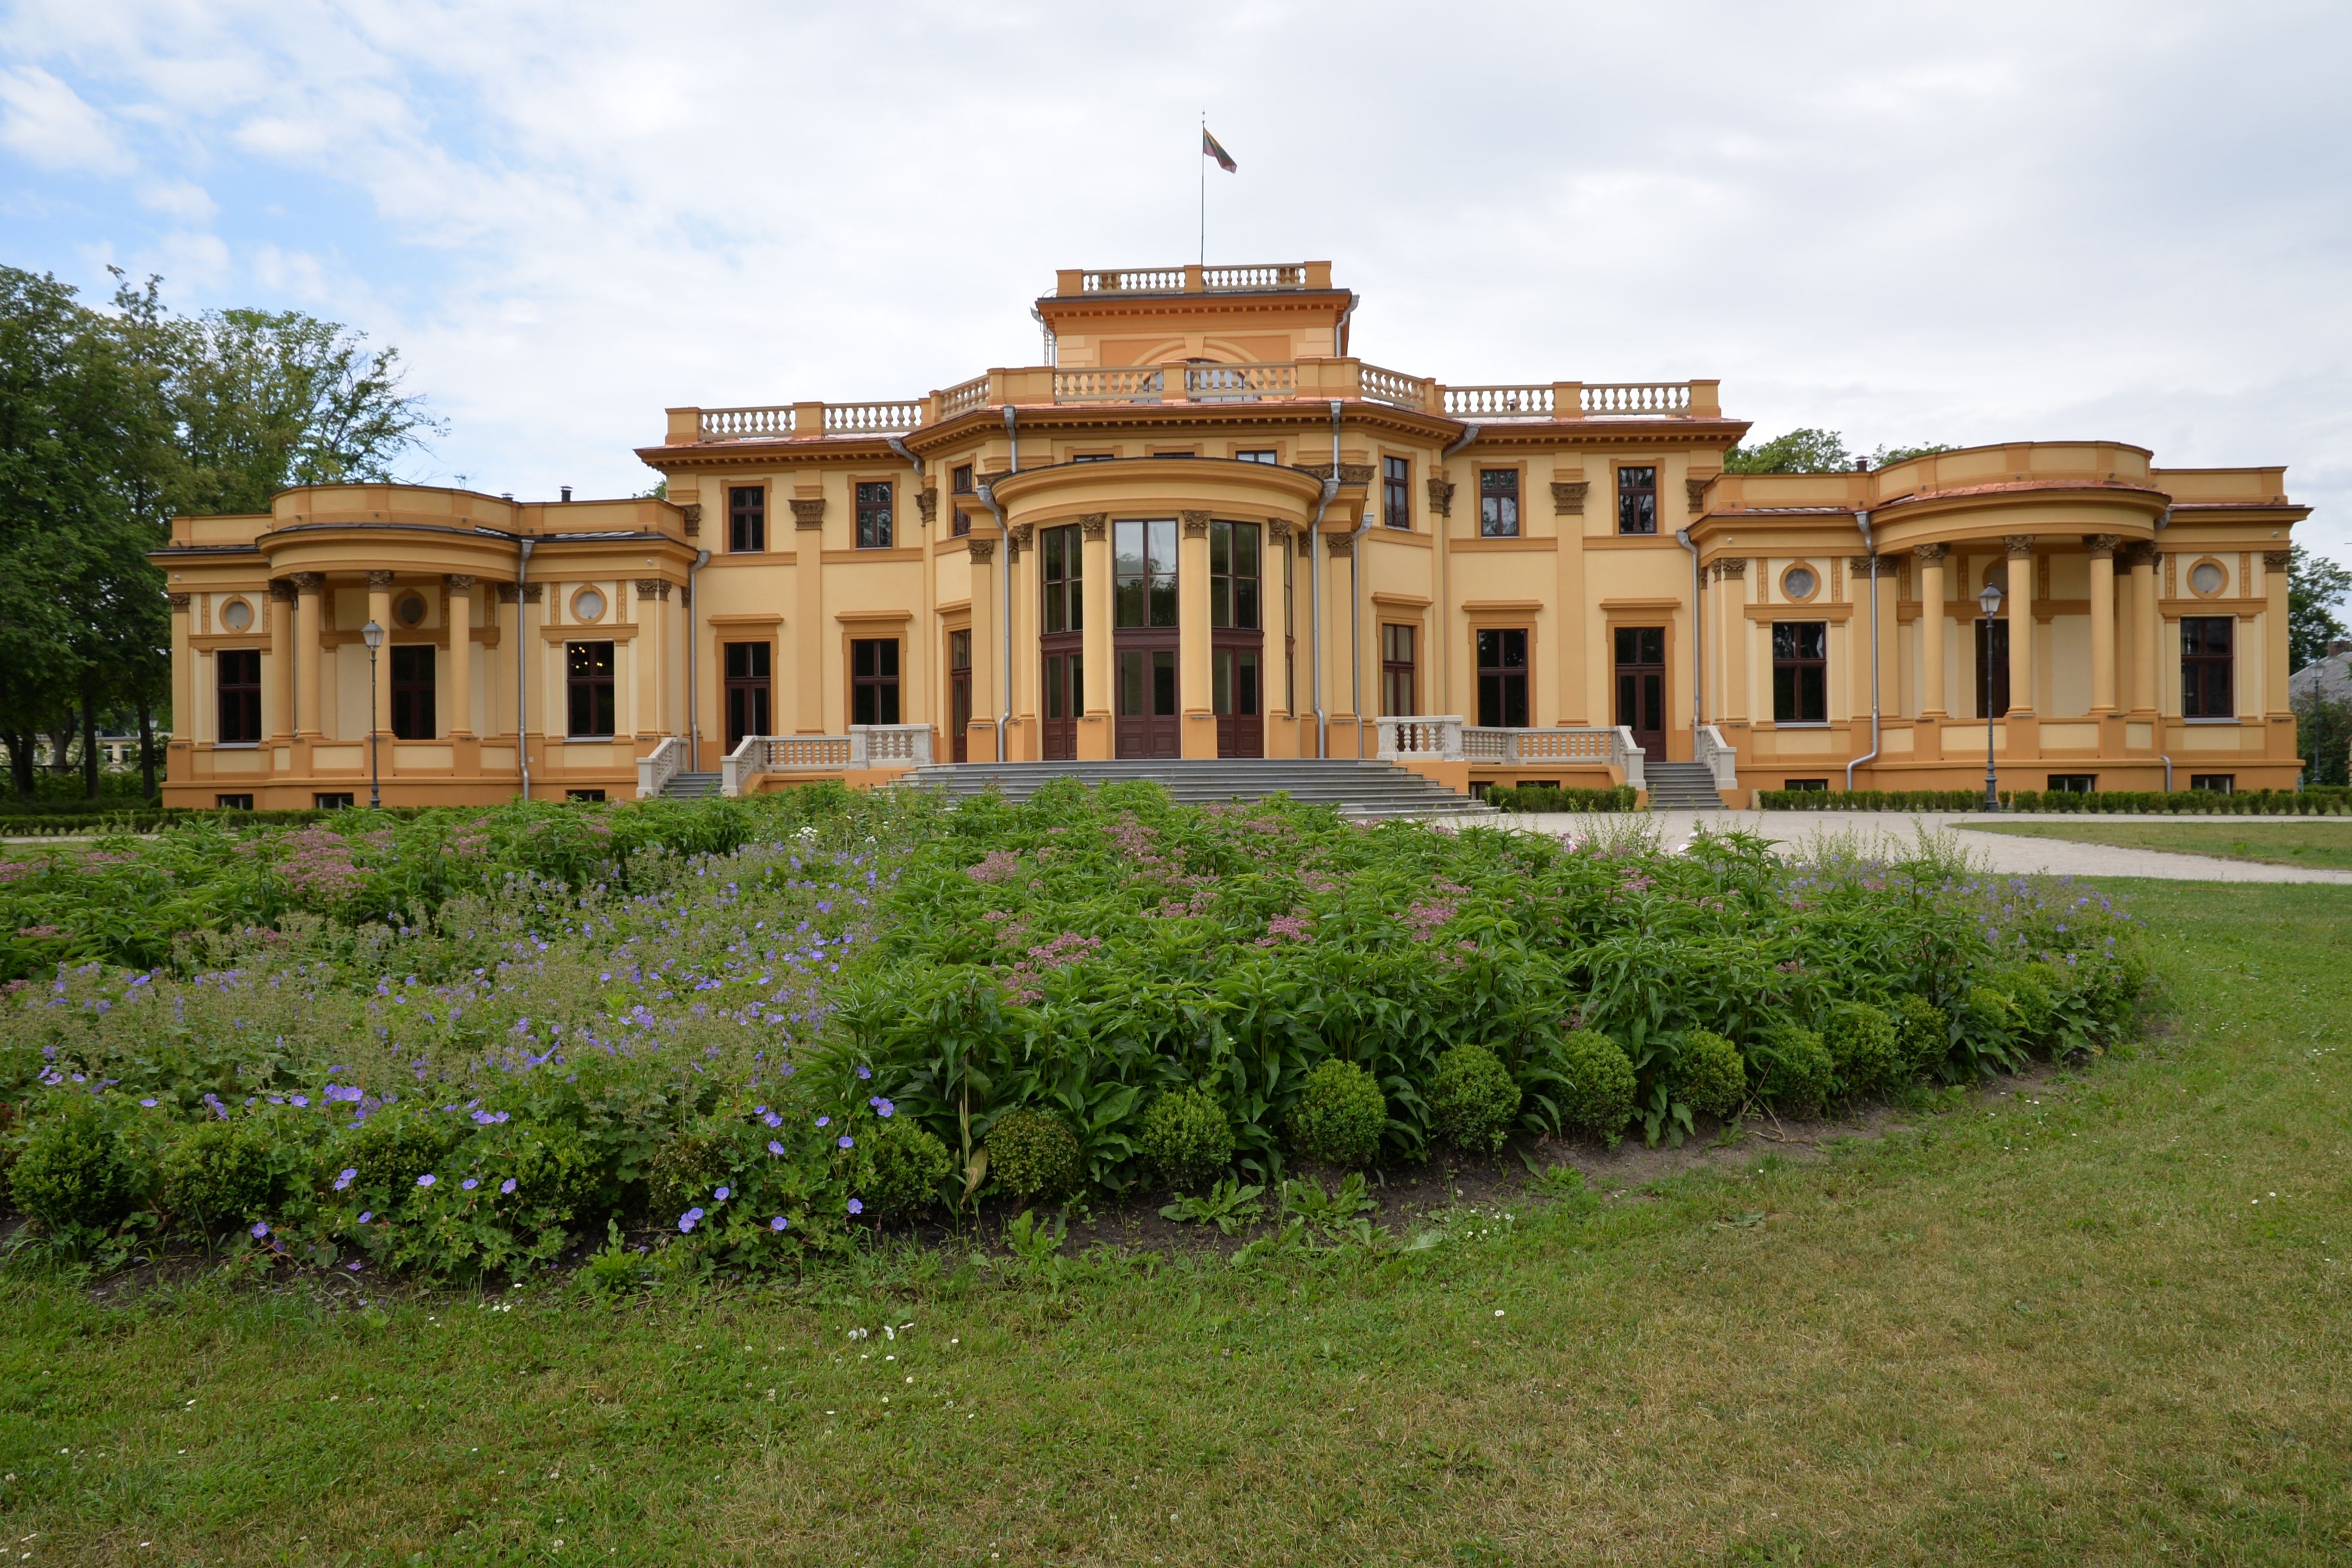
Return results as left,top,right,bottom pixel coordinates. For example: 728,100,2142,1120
1185,362,1296,402
1381,719,1643,785
1201,263,1307,290
1693,724,1739,789
938,376,990,418
635,735,684,800
1359,363,1435,411
1444,384,1554,419
1373,715,1465,760
852,724,934,765
700,406,794,439
1082,267,1186,293
824,401,922,435
1053,366,1164,403
719,728,933,795
1581,382,1691,415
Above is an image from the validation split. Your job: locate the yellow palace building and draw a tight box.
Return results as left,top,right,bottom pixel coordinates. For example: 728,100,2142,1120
152,259,2311,809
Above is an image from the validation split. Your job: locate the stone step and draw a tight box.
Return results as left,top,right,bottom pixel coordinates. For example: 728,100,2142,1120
659,771,724,800
1640,761,1725,811
898,758,1492,819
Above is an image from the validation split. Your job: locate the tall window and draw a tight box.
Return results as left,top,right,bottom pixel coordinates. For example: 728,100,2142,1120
1382,624,1417,716
1383,456,1411,529
1209,520,1260,629
2182,617,2234,718
1618,466,1658,535
1040,524,1083,634
566,641,615,737
216,648,262,743
952,464,974,494
948,629,972,762
723,641,771,749
1476,628,1529,727
728,486,765,552
1771,621,1827,724
1114,520,1178,628
851,638,901,725
953,509,972,538
1479,470,1520,537
390,645,436,739
855,482,893,549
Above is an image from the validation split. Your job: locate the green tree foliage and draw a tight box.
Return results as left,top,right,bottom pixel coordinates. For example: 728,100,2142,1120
2287,544,2351,672
2296,692,2351,787
1725,427,1953,474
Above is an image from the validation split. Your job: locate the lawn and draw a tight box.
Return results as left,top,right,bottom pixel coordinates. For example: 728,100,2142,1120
1965,817,2352,871
2,877,2347,1566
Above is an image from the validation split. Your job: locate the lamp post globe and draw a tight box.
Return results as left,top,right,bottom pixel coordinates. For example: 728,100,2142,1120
362,618,385,808
1976,583,2004,813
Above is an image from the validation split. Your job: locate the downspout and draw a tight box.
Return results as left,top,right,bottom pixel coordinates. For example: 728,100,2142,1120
1349,506,1374,757
886,433,929,755
973,406,1019,761
687,547,709,772
1676,527,1703,737
2154,506,2173,790
1437,424,1480,736
1307,402,1343,758
1845,510,1881,791
515,536,534,801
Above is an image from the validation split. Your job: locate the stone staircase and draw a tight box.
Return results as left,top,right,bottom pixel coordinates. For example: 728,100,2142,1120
1642,760,1726,811
658,771,724,800
896,759,1493,820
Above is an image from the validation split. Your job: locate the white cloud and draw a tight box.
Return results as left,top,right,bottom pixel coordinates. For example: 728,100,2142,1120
137,178,216,220
0,63,133,173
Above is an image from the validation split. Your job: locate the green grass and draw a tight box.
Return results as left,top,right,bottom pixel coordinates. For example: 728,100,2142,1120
1967,818,2352,871
4,881,2349,1565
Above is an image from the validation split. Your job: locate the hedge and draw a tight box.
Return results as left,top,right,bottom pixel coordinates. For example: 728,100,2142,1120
1481,784,1639,813
1753,786,2351,815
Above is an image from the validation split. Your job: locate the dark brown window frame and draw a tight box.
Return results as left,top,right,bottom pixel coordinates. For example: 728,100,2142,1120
1040,523,1084,635
566,639,617,737
1209,519,1260,632
1616,464,1658,535
390,644,437,740
1383,455,1411,530
1771,620,1828,724
850,637,902,726
2181,615,2234,719
1475,626,1530,727
728,485,766,553
216,647,262,744
1381,622,1417,716
1478,469,1520,538
855,480,894,549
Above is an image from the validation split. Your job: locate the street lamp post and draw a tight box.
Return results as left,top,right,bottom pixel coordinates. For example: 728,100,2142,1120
1977,582,2004,812
362,618,385,808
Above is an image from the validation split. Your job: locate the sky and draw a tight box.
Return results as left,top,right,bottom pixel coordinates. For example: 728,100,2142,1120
4,0,2348,558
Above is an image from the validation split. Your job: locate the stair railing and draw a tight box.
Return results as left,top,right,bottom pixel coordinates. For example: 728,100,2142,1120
1693,724,1739,791
636,735,685,801
1609,727,1647,790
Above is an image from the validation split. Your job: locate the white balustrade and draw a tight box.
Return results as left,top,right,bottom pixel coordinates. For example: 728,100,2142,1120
1202,263,1306,290
850,725,934,766
718,730,933,795
824,401,922,435
1444,385,1554,419
1694,724,1739,789
700,406,795,440
1083,268,1185,293
1374,715,1465,760
1610,727,1647,789
938,376,989,418
1186,362,1296,402
1053,367,1164,403
636,735,684,801
1581,382,1691,415
1359,363,1434,411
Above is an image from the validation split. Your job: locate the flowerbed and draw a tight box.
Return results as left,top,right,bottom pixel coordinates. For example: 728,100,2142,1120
1,785,2147,1281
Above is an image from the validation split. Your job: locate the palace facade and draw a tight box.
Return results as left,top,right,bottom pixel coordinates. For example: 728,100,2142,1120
152,259,2311,808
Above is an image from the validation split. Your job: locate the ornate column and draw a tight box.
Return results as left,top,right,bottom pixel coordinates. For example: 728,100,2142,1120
291,572,324,739
633,578,670,747
445,575,476,739
1078,514,1113,760
2128,544,2159,718
1009,523,1038,757
366,572,396,740
1716,559,1750,725
167,594,194,759
966,537,999,760
2263,549,2294,758
519,584,544,786
2002,537,2038,758
1913,546,1948,719
792,494,826,734
1178,511,1215,758
2085,536,2120,728
1265,519,1294,756
268,581,298,742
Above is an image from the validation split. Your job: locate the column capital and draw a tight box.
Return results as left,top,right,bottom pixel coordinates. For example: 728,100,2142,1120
1267,518,1292,542
2082,534,2122,560
679,502,702,535
289,571,325,594
789,497,826,529
2002,535,2036,560
1714,556,1747,578
167,592,192,611
268,579,299,602
1009,523,1033,558
1846,555,1875,575
915,486,938,527
1325,532,1355,559
1912,542,1949,563
1550,480,1588,516
1180,510,1211,537
495,581,520,604
635,578,671,601
966,537,995,564
521,583,544,604
2262,549,2293,571
445,572,476,592
1078,513,1107,540
2119,541,2159,570
1426,476,1456,517
365,570,397,590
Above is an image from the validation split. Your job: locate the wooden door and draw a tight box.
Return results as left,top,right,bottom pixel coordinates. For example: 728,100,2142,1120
1613,626,1665,755
1211,520,1262,757
1974,619,2011,718
1039,525,1083,761
947,629,971,762
723,641,771,751
1113,519,1181,758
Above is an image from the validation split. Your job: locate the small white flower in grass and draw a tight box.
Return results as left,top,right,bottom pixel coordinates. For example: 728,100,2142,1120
1494,1309,1505,1317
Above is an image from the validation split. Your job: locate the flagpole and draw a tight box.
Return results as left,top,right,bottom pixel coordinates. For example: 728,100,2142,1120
1199,110,1206,267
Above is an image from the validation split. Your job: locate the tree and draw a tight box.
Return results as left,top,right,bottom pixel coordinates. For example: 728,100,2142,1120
2297,692,2351,786
1724,427,1953,473
2287,544,2351,672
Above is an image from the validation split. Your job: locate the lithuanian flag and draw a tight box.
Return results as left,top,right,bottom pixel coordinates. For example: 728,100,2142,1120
1202,127,1236,173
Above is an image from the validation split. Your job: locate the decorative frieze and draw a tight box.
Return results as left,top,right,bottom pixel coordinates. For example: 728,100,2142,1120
1426,477,1456,518
1297,462,1374,486
1180,510,1211,538
1550,480,1588,516
790,497,827,529
445,574,476,592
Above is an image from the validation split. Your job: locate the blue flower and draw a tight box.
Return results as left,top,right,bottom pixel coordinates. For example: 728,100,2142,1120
873,1098,895,1118
417,1174,436,1187
359,1211,373,1223
847,1198,864,1215
768,1140,786,1156
837,1135,854,1150
461,1178,479,1191
500,1178,516,1195
856,1065,872,1081
333,1168,357,1191
139,1098,158,1108
714,1186,731,1202
770,1215,789,1232
816,1116,831,1128
679,1206,705,1233
250,1221,271,1239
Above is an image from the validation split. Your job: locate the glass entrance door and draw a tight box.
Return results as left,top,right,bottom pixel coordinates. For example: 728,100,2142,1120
1039,524,1083,761
1113,519,1180,758
723,641,771,751
1209,519,1262,757
1613,626,1665,755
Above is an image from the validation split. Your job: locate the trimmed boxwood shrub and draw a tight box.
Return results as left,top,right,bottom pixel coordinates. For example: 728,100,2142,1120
859,1114,951,1219
1289,1058,1387,1169
1750,1024,1835,1113
1826,1002,1902,1098
1140,1088,1233,1192
1673,1029,1747,1120
9,1102,146,1236
1890,995,1950,1079
985,1107,1085,1202
334,1110,460,1203
1551,1033,1634,1141
159,1121,276,1236
1431,1043,1526,1152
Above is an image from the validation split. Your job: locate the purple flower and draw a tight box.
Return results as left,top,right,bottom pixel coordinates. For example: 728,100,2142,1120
290,1095,309,1108
139,1098,158,1108
856,1065,872,1081
816,1116,831,1128
358,1211,373,1223
678,1206,705,1233
416,1174,436,1188
837,1135,854,1150
333,1168,357,1192
500,1178,516,1195
250,1221,271,1239
847,1198,864,1215
714,1186,731,1202
754,1105,767,1116
872,1099,895,1118
768,1140,786,1156
770,1215,788,1232
461,1178,479,1191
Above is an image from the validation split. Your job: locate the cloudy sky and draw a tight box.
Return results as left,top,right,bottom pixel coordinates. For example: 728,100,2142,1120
4,1,2348,557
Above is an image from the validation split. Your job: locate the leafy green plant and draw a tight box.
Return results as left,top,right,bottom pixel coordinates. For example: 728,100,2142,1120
8,1101,147,1240
1159,1178,1266,1235
1673,1029,1747,1120
1546,1034,1630,1145
1288,1058,1386,1169
1140,1087,1233,1192
158,1121,276,1238
1889,994,1950,1079
859,1114,951,1220
1826,1002,1901,1098
1279,1172,1377,1235
1748,1024,1835,1113
984,1107,1084,1202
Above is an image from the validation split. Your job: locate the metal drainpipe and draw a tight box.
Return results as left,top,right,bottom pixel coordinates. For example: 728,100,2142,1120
687,547,709,772
1676,528,1703,735
1437,424,1480,734
1308,401,1342,758
516,535,533,801
973,406,1019,761
2152,506,2173,790
1845,511,1882,791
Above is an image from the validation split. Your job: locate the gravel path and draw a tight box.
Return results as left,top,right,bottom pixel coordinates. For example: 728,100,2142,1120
1439,810,2352,884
